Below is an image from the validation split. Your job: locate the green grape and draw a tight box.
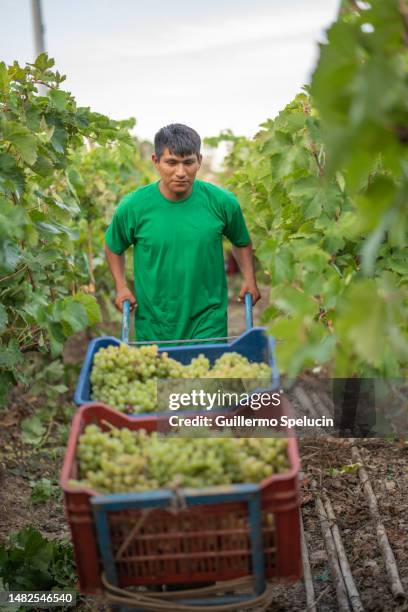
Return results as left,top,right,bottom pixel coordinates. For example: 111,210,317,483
74,424,289,494
91,346,272,414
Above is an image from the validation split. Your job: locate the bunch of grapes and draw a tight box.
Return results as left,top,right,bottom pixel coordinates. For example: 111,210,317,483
209,352,271,379
90,344,272,413
206,353,272,395
68,423,289,494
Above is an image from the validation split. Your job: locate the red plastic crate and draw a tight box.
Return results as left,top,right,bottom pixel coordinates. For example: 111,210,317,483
60,402,301,595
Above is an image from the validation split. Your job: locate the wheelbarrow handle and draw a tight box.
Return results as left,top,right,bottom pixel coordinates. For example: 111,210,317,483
121,292,254,343
121,299,131,344
245,292,253,331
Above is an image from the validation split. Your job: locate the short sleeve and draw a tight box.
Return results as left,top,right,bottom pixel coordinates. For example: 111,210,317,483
222,192,251,247
105,193,137,254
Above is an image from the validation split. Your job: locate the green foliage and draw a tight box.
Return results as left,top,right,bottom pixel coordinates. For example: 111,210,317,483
19,358,77,446
21,415,46,445
327,463,360,477
68,136,154,294
28,475,62,505
311,0,408,265
0,55,154,400
209,0,408,377
0,527,76,591
213,90,407,376
29,477,55,504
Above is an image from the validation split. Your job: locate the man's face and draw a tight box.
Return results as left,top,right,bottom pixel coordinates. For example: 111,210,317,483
152,147,202,197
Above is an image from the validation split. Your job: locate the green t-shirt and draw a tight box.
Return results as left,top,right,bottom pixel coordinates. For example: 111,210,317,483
105,179,250,343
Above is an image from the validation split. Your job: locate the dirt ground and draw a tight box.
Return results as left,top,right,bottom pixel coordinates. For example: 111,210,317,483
1,281,407,611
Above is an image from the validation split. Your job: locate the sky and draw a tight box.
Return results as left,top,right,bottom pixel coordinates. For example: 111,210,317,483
2,0,340,142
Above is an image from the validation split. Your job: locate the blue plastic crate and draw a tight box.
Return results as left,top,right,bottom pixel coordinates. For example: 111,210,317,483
74,327,279,416
74,294,279,416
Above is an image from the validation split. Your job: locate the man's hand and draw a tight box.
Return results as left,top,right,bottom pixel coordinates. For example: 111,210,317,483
115,287,137,312
238,283,261,306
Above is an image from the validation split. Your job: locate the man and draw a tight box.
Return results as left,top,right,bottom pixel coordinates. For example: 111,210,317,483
104,123,260,343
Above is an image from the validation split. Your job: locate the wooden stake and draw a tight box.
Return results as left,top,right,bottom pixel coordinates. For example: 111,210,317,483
300,511,317,612
351,446,406,602
310,390,334,418
294,386,321,420
316,495,351,612
322,492,364,612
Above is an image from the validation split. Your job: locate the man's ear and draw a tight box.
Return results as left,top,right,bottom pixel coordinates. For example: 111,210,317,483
197,153,203,167
152,153,158,166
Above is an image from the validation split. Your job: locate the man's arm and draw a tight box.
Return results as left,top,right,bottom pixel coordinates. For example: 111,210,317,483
104,243,137,311
231,242,261,305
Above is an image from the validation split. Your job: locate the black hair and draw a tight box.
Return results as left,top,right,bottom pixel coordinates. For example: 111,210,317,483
154,124,201,160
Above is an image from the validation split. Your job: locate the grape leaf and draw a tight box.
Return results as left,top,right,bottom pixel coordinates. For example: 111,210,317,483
72,292,101,326
3,121,38,165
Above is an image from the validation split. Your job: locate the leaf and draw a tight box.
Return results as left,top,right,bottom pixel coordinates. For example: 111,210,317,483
72,292,101,326
30,478,53,503
0,240,21,274
48,89,70,112
0,61,9,92
50,126,68,154
32,154,54,177
49,196,80,215
273,286,317,317
34,221,63,235
306,334,336,364
35,220,79,240
0,340,23,368
3,121,38,165
361,213,389,276
53,383,68,393
38,116,55,142
47,321,66,344
60,300,88,334
21,416,45,445
66,167,83,188
0,526,76,591
355,175,396,232
0,152,25,195
268,315,306,374
33,53,55,71
328,463,360,477
295,244,331,274
337,280,386,366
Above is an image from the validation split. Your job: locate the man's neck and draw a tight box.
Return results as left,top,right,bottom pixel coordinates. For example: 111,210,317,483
158,180,194,201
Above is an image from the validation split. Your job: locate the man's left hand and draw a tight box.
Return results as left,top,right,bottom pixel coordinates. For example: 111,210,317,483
238,283,261,306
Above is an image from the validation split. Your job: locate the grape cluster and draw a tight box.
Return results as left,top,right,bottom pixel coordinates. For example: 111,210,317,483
90,344,272,413
210,353,271,379
68,423,289,494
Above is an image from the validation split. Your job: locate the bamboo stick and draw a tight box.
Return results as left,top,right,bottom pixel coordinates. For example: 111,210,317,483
294,386,321,420
351,446,405,602
322,492,364,612
310,390,334,418
300,511,317,612
315,495,351,612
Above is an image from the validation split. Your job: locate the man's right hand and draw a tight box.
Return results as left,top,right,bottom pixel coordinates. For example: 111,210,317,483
115,287,137,312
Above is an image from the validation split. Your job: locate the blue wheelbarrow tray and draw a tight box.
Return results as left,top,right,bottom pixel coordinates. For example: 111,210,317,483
74,294,279,417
